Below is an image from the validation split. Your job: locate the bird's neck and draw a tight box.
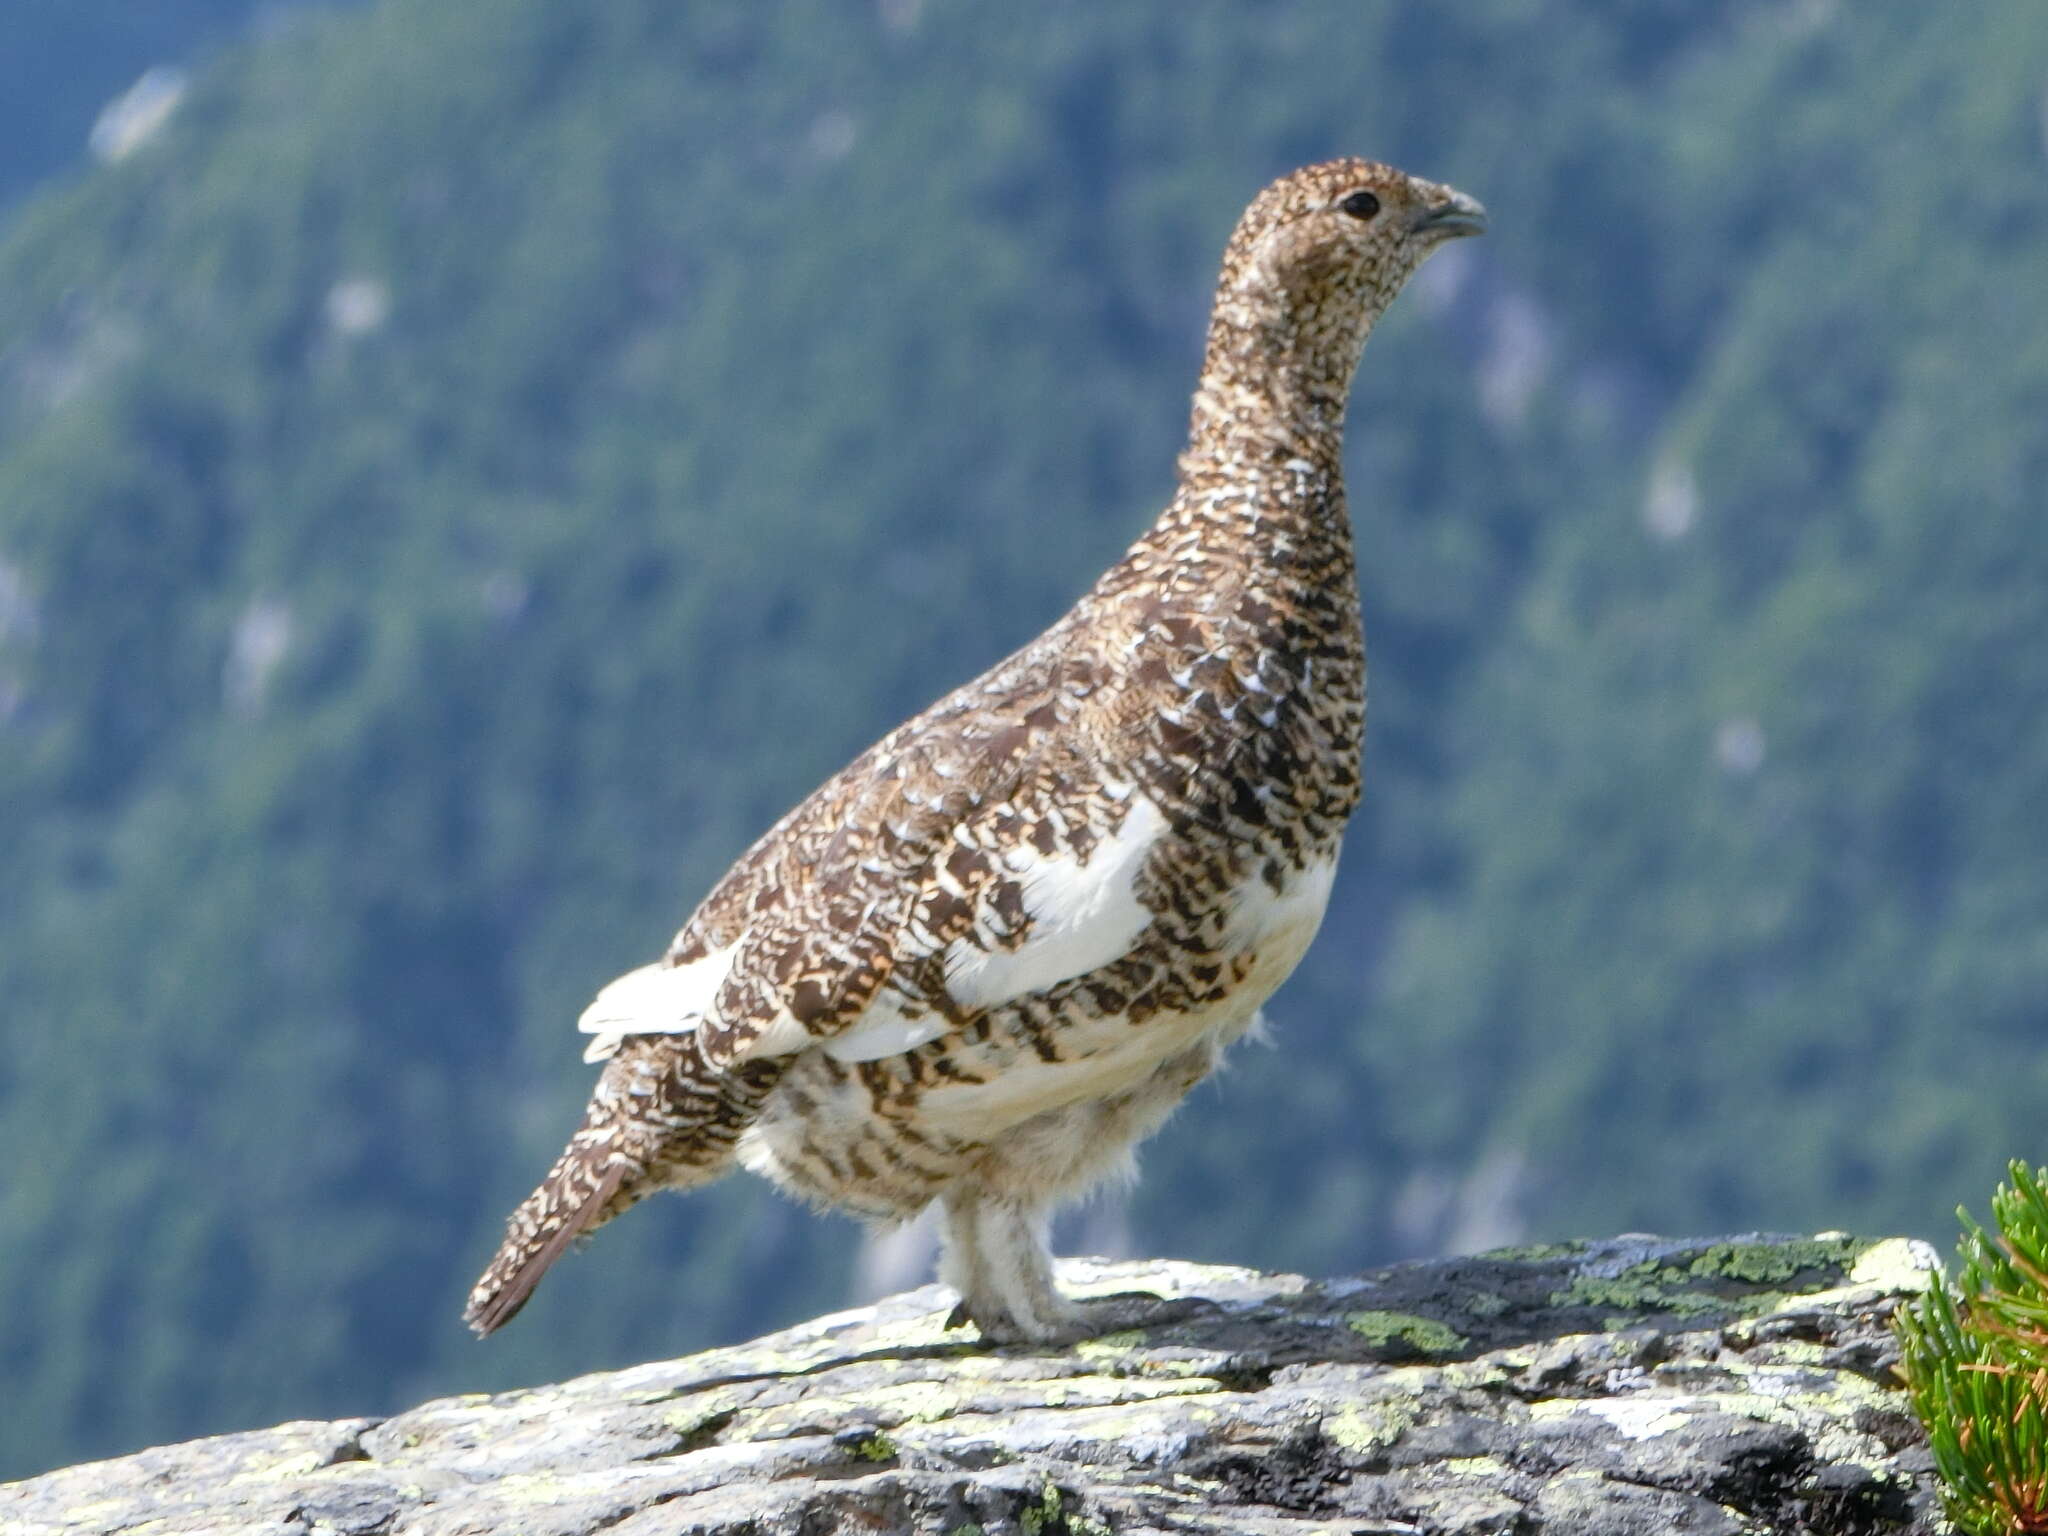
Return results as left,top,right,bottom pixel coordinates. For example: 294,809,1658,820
1084,298,1369,827
1145,297,1370,575
1181,308,1357,475
1183,265,1380,463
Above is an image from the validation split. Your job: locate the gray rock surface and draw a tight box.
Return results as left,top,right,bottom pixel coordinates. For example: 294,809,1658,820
4,1235,1945,1535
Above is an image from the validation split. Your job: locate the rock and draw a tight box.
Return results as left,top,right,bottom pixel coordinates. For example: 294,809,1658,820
2,1234,1945,1535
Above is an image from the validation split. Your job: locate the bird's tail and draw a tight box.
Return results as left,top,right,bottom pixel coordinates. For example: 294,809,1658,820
464,1033,783,1337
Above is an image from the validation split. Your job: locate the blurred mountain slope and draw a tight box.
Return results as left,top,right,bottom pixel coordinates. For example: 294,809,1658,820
0,0,2044,1481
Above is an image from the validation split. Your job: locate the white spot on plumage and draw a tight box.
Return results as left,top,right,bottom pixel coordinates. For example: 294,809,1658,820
823,1006,952,1063
946,792,1167,1011
746,1007,830,1060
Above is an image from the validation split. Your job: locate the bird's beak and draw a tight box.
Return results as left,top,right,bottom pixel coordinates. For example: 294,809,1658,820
1415,189,1488,240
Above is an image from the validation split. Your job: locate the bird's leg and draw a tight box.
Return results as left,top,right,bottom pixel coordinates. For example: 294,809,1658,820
938,1189,997,1333
940,1190,1077,1342
944,1194,1206,1345
972,1198,1084,1343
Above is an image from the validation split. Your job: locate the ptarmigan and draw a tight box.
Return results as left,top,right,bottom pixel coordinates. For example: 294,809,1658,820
467,158,1487,1343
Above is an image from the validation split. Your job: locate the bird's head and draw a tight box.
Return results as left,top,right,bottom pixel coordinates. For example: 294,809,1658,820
1196,158,1486,446
1222,156,1487,325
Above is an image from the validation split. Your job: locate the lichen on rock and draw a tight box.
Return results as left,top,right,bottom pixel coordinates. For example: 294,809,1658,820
1,1235,1944,1534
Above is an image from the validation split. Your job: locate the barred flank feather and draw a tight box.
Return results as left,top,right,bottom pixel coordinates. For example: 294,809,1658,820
464,1034,784,1336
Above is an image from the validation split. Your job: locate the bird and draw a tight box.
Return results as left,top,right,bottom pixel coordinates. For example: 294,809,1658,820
465,157,1487,1344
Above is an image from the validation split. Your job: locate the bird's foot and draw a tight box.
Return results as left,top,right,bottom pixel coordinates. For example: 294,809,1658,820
1063,1288,1214,1340
945,1288,1212,1348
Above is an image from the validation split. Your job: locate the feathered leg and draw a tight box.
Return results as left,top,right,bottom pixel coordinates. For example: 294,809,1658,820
464,1034,782,1336
939,1190,1082,1343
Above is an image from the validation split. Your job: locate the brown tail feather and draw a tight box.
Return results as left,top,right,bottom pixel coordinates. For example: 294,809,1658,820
465,1156,627,1336
464,1034,786,1337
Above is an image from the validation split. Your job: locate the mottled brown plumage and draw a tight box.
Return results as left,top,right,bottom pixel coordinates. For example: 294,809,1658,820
466,158,1486,1342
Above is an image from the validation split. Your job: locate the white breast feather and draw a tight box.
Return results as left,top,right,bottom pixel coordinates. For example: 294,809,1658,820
1224,850,1339,949
944,791,1167,1011
922,851,1341,1139
576,939,740,1063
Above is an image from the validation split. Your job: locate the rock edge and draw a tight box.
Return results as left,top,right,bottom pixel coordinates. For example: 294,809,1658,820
3,1234,1945,1535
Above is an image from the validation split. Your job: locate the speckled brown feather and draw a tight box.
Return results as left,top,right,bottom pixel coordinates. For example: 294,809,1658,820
466,158,1485,1339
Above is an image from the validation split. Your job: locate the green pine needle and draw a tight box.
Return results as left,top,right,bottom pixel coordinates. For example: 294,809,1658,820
1898,1162,2048,1533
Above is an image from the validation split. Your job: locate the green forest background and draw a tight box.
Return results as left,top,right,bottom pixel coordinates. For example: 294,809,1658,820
2,0,2045,1483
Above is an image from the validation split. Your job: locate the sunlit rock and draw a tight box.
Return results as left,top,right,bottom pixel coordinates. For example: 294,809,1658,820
1715,716,1767,777
325,278,391,339
1643,455,1700,541
89,68,188,163
1477,289,1553,431
0,1238,1943,1534
223,598,294,718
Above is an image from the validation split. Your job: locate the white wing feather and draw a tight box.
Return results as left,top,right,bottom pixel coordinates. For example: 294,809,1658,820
576,940,740,1063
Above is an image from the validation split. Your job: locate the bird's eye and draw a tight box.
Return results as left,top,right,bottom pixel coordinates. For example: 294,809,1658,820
1339,190,1381,220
